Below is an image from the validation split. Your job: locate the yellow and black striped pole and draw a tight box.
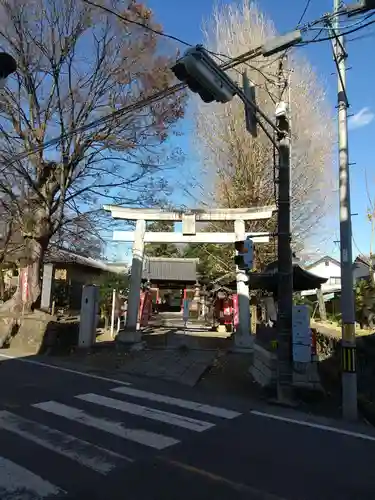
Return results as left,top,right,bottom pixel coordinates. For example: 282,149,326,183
341,343,356,374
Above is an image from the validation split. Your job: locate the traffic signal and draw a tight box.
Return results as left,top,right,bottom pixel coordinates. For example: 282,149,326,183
234,238,254,271
171,45,237,104
356,0,375,8
242,71,257,137
0,52,16,89
347,0,375,14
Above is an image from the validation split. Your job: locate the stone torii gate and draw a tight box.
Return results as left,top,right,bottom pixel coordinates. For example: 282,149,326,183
104,205,276,349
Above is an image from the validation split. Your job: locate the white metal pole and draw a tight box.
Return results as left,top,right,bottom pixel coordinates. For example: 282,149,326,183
110,288,116,338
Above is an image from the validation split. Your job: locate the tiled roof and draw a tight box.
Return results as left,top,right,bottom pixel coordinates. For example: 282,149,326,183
142,257,198,282
44,246,110,271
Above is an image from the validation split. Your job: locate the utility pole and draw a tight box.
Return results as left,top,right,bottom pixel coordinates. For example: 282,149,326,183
275,57,294,403
333,0,358,420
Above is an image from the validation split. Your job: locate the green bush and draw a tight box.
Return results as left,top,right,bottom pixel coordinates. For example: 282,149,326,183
99,272,129,318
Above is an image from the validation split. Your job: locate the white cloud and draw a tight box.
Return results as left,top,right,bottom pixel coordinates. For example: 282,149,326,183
348,107,375,131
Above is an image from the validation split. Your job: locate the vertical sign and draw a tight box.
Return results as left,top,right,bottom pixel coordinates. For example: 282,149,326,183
292,305,312,363
183,299,190,325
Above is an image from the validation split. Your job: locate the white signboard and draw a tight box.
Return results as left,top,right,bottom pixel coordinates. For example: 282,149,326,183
292,305,312,363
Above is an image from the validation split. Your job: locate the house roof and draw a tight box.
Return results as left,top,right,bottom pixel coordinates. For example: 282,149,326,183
106,262,129,274
305,255,341,270
249,261,328,292
142,257,198,282
354,254,375,266
44,246,111,272
353,254,374,280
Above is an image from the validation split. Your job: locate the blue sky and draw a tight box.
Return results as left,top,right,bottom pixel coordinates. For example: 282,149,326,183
110,0,375,262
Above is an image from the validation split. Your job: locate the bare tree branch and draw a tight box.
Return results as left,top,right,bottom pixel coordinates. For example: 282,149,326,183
0,0,186,310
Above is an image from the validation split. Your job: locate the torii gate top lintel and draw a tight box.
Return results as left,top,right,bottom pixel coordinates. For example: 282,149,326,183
103,205,277,222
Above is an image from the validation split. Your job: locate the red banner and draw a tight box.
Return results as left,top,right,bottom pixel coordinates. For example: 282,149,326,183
139,291,152,327
232,294,239,328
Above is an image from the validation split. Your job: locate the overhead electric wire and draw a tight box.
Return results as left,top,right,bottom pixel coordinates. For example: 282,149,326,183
297,0,312,27
6,83,185,165
347,30,375,41
82,0,193,48
4,42,276,165
84,0,375,56
299,15,375,44
6,0,375,166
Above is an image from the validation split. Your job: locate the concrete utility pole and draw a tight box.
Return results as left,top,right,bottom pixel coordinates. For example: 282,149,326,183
275,57,294,403
333,0,358,420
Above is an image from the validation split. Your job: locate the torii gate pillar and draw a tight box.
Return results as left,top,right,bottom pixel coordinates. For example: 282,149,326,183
118,219,145,343
105,205,276,348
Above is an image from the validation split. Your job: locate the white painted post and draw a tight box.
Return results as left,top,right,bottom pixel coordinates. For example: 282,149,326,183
110,289,116,338
120,219,146,343
234,219,252,350
78,285,99,348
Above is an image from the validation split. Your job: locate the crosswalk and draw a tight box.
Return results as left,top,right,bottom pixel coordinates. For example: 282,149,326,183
0,384,242,498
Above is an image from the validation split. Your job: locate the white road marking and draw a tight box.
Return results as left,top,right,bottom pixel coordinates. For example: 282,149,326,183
0,353,131,386
33,401,179,450
0,456,64,498
111,386,241,419
251,410,375,442
77,393,214,432
0,411,132,474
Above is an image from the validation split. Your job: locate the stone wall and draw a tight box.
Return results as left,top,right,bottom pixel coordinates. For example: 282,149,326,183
250,341,322,391
250,342,277,387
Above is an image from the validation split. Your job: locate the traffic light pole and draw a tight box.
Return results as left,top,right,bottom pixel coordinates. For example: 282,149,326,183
275,58,294,403
234,220,251,346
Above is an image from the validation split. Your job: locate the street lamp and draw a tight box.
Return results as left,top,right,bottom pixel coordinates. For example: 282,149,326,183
0,52,17,89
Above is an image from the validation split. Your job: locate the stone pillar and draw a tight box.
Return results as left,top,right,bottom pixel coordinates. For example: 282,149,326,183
190,283,201,318
233,219,252,350
40,263,54,312
119,219,145,343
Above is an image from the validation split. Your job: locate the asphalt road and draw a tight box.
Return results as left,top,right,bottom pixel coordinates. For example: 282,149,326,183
0,351,375,500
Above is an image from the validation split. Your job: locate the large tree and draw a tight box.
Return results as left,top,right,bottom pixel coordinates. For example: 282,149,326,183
187,0,335,273
0,0,185,311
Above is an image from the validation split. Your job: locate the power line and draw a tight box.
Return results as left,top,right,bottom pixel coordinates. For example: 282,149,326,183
297,0,312,27
308,11,375,31
82,0,367,62
6,83,185,165
82,0,247,63
82,0,193,48
299,15,375,44
347,29,375,42
5,42,274,165
4,2,374,166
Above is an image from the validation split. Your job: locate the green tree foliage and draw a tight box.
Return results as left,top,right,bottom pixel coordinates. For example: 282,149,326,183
183,241,234,283
145,221,180,258
99,272,129,319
